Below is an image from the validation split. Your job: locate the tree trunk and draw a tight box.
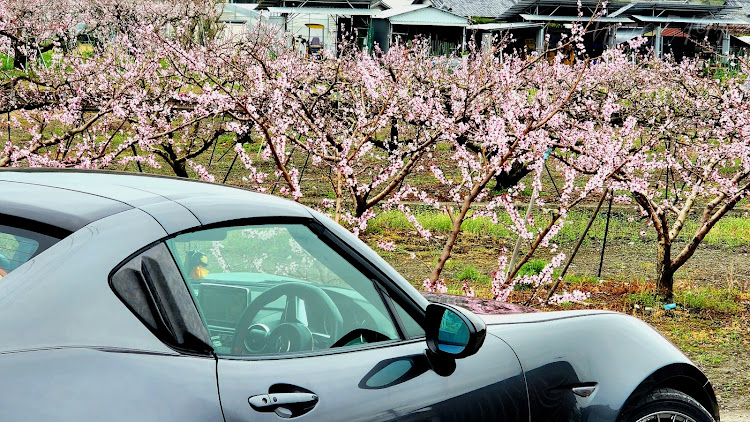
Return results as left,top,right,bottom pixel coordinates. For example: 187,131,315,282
429,205,470,283
171,160,188,178
655,238,674,300
493,162,532,192
430,171,497,282
354,195,368,218
12,43,28,70
334,169,342,223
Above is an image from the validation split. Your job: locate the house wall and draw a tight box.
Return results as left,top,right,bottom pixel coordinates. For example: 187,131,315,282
388,24,464,55
372,18,392,52
283,13,337,51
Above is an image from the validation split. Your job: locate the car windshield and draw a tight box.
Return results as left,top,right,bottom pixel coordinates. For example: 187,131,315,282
0,225,58,278
165,223,400,356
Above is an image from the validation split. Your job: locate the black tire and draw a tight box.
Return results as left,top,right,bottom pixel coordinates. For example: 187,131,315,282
624,388,715,422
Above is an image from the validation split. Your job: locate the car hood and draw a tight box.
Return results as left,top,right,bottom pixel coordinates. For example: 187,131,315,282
421,293,616,325
480,309,617,325
421,293,538,315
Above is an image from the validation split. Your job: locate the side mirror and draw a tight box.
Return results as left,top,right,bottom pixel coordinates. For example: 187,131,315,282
425,303,486,359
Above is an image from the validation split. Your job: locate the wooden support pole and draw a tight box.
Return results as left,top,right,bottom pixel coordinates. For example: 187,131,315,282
597,192,614,278
544,189,608,303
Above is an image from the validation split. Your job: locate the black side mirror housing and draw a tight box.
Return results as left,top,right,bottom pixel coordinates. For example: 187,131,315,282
425,303,486,359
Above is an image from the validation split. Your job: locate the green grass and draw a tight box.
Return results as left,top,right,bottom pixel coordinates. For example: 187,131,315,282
516,259,547,277
682,216,750,249
625,291,662,308
677,288,740,313
367,208,750,250
511,259,549,290
666,321,744,368
0,49,66,72
366,210,514,238
40,50,53,67
455,266,490,283
562,274,600,285
0,53,13,71
627,287,740,313
434,142,452,151
367,208,641,247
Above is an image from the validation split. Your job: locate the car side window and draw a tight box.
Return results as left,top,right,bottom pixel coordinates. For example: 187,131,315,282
393,301,425,339
165,223,401,357
110,243,213,355
0,225,59,278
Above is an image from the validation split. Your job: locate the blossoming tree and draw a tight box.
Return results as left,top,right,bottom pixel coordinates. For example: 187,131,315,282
3,0,749,303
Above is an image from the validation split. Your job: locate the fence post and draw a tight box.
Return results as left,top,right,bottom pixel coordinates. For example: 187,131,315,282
208,138,219,169
222,153,238,184
545,163,560,199
597,191,614,278
508,147,553,274
543,189,608,304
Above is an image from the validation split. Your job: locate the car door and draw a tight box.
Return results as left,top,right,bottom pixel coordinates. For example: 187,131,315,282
217,334,527,422
165,221,529,422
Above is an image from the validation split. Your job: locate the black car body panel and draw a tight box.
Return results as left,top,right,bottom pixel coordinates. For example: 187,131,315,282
421,292,538,315
484,311,719,421
0,169,719,422
217,335,528,422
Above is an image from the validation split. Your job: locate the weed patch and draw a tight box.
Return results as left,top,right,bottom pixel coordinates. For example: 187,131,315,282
676,288,740,313
455,266,490,283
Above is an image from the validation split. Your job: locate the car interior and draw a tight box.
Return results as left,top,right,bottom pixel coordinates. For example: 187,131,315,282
0,225,55,278
165,223,401,356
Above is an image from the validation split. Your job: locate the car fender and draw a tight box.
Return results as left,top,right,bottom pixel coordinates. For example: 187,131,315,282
484,311,717,422
616,362,718,422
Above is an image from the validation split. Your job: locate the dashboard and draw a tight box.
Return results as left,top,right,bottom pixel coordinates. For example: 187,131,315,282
184,273,396,355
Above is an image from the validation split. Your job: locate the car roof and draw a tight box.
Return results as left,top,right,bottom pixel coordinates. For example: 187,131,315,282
0,169,310,236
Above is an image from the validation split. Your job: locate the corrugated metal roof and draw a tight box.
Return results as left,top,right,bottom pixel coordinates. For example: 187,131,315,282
229,3,258,11
380,5,429,18
520,13,633,23
425,0,747,20
608,3,635,18
429,0,517,18
220,3,259,22
615,27,647,45
661,28,689,37
380,0,417,9
631,15,750,25
387,6,469,26
468,22,544,30
266,5,467,25
726,0,750,16
267,7,380,16
498,0,744,21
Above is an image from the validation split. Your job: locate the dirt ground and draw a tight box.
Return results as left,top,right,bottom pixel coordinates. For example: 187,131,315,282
723,412,750,421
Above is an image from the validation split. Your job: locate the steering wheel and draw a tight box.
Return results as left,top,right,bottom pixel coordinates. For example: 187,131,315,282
232,282,344,355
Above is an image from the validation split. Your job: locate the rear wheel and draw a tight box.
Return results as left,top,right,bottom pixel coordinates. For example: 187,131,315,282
626,388,715,422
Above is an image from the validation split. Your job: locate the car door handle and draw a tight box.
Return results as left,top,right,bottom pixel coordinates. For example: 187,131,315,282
248,392,319,409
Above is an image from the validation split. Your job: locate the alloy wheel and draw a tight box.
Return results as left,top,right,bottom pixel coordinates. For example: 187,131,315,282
635,411,697,422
